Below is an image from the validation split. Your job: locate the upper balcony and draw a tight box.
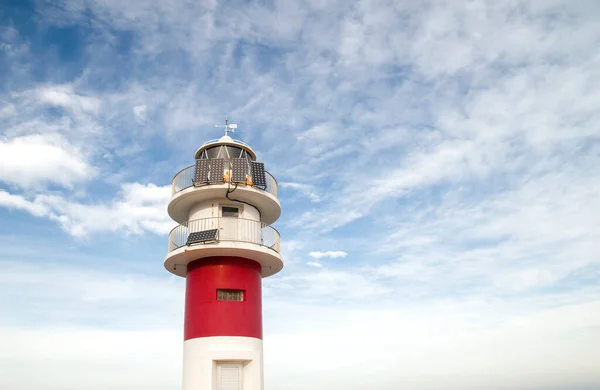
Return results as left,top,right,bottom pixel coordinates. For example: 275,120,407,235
168,163,281,225
171,164,278,197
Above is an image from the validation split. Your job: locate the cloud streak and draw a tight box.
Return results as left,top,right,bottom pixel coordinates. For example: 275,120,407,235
0,183,171,237
308,251,348,259
0,134,92,189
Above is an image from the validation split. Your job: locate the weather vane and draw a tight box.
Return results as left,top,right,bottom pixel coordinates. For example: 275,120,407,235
215,116,237,136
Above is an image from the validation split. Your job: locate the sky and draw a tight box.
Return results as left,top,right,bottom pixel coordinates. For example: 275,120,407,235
1,0,600,389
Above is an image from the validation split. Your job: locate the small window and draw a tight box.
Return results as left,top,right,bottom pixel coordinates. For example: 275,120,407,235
222,206,239,218
217,289,244,301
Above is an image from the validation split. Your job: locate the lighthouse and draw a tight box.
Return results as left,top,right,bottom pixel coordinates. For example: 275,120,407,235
165,120,283,390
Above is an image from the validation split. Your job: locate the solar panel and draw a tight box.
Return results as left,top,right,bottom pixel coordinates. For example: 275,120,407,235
209,159,224,183
186,229,218,245
193,159,209,186
250,161,266,188
231,158,247,183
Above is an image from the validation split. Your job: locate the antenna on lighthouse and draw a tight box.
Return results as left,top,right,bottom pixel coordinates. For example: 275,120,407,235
215,116,238,136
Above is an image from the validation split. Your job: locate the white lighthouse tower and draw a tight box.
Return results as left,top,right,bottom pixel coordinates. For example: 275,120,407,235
165,120,283,390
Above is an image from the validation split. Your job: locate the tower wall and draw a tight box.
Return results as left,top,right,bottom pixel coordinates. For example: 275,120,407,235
188,200,219,220
188,200,260,222
185,257,263,340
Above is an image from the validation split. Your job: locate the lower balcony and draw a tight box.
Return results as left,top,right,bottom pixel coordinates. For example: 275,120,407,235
165,217,283,278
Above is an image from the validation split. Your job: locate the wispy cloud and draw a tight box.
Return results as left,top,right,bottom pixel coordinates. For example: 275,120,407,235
36,84,101,115
0,183,171,237
0,133,92,189
279,182,321,203
305,261,323,268
308,251,348,259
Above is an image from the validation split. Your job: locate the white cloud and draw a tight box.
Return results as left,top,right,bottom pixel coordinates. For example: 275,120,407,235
0,327,181,390
308,250,347,259
0,260,183,390
36,84,101,115
264,298,600,390
1,259,600,390
133,104,147,122
0,260,183,322
296,122,337,142
0,190,49,217
0,183,172,237
0,134,93,189
2,293,600,390
279,182,321,202
370,164,600,298
268,268,389,302
305,261,322,268
0,103,16,118
288,52,600,232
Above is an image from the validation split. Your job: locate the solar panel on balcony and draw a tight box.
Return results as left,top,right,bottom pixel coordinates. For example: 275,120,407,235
231,158,247,183
186,229,218,245
209,159,224,183
250,161,266,188
193,159,209,186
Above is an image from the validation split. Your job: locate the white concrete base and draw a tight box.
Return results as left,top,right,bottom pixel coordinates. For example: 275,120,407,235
183,336,263,390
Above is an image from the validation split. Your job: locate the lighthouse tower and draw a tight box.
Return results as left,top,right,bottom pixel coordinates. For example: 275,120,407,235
165,121,283,390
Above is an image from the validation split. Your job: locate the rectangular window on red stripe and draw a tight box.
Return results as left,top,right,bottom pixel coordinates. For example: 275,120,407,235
217,289,244,301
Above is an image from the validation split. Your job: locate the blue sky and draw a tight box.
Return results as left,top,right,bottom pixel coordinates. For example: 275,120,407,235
1,0,600,389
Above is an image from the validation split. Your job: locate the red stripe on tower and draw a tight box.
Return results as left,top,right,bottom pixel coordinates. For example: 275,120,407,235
184,257,263,340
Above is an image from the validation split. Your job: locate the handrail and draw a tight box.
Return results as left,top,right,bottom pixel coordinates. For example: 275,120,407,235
168,217,281,254
171,164,278,198
200,138,252,149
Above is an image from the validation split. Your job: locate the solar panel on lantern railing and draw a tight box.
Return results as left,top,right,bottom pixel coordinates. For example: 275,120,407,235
231,158,247,183
250,161,266,188
186,229,219,245
209,159,224,183
193,159,210,186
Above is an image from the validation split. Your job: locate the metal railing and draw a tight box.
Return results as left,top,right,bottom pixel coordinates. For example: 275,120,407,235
171,164,278,198
200,138,252,149
168,217,281,253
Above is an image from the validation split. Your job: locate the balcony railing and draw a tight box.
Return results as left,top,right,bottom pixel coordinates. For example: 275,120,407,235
171,164,278,198
200,138,252,149
168,217,281,253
